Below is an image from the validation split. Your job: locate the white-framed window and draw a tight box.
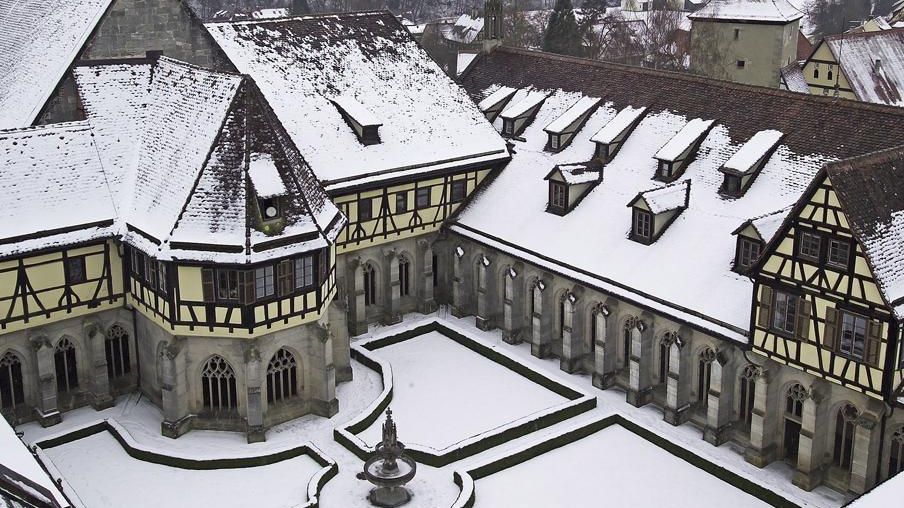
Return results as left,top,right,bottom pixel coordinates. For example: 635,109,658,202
503,120,514,135
217,270,239,301
294,255,315,289
550,134,560,150
772,290,798,334
737,238,762,269
838,311,867,360
798,231,821,261
550,181,567,211
255,265,275,299
828,238,851,268
633,209,652,240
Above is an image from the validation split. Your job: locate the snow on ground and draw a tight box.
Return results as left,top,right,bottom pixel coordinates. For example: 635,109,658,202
44,431,320,508
473,424,769,508
356,330,566,450
17,311,848,508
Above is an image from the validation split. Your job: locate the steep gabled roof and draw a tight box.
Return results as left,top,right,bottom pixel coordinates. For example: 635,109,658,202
825,28,904,107
0,0,113,129
688,0,803,23
205,11,508,192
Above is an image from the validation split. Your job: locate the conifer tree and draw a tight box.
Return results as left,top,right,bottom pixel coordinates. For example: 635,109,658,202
543,0,584,57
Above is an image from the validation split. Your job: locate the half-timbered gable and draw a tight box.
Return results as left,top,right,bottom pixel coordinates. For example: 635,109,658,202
752,146,904,401
205,11,510,255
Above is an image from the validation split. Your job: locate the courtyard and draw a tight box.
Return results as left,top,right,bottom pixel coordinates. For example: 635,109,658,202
18,313,846,508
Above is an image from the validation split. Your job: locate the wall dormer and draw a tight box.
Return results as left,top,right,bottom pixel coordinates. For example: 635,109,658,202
653,118,714,182
249,153,288,230
718,130,783,198
332,94,382,145
477,86,517,123
627,180,690,244
591,106,647,162
543,161,603,215
543,96,601,152
731,209,786,272
499,90,547,138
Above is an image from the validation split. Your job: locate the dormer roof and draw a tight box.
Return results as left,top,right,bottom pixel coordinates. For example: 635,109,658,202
500,90,548,121
545,162,602,185
591,106,647,145
544,96,601,134
249,154,289,198
478,86,517,112
654,118,714,162
731,208,788,242
332,94,382,129
629,180,691,214
721,130,784,175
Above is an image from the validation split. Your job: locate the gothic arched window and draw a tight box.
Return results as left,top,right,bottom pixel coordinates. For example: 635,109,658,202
55,338,78,393
698,348,716,407
658,336,673,386
739,365,758,429
833,404,859,470
363,264,377,307
201,355,237,411
890,426,904,476
398,257,411,297
267,349,298,404
105,324,131,379
785,383,806,418
0,352,24,410
623,321,633,368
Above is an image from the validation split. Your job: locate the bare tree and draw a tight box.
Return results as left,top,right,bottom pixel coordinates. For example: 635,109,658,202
640,7,686,71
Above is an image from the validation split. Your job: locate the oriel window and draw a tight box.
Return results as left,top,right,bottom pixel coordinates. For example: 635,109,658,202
255,265,275,299
295,255,315,289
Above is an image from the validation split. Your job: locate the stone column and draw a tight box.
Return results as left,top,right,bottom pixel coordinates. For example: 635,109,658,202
592,300,619,389
161,338,191,439
704,349,736,446
663,329,691,425
83,320,113,410
328,301,352,383
530,277,552,358
308,323,338,418
793,381,828,491
29,335,60,427
626,314,654,407
475,254,491,330
347,257,368,337
746,362,779,467
849,412,881,494
451,246,467,318
559,291,583,373
244,345,265,443
417,240,437,314
382,248,401,325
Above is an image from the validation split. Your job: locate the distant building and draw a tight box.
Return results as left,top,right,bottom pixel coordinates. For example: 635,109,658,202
688,0,802,88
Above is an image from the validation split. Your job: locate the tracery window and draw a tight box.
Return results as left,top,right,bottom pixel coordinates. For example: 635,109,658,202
833,404,859,470
890,426,904,476
105,324,131,379
363,264,377,306
623,321,633,367
55,338,79,393
739,365,758,428
201,355,237,411
0,352,24,410
698,348,716,407
267,349,298,404
399,257,411,297
659,339,671,386
785,383,806,418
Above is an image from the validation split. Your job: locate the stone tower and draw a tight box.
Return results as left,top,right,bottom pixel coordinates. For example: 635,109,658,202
484,0,504,40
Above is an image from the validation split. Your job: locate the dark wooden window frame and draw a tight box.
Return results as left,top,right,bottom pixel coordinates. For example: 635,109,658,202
450,180,467,203
416,187,431,209
396,192,408,213
358,198,373,221
548,181,568,214
65,256,87,285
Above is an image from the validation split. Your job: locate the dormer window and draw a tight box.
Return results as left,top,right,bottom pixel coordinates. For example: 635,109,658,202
591,106,647,163
731,208,785,273
332,94,382,145
627,180,690,244
249,153,288,224
736,237,762,270
544,162,602,216
719,130,783,198
499,90,547,138
478,86,517,123
543,96,601,153
653,118,714,183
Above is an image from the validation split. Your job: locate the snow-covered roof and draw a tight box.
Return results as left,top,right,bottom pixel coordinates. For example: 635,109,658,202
591,106,647,144
0,0,113,129
205,11,508,191
654,118,714,161
0,56,342,263
688,0,803,23
732,208,788,242
722,130,784,174
0,416,68,507
633,180,690,214
826,28,904,107
455,47,904,340
252,7,289,19
445,13,484,43
0,122,117,256
332,94,382,128
500,90,548,120
545,96,601,134
478,85,517,112
780,63,810,94
850,470,904,507
457,52,478,76
551,163,602,185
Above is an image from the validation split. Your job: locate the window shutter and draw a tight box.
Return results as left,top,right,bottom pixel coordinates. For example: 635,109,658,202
865,321,883,368
823,307,838,351
757,285,773,328
796,297,811,341
239,270,255,304
277,260,293,296
201,268,215,303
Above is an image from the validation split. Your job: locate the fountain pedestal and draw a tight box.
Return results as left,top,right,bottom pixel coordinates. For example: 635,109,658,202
359,409,417,507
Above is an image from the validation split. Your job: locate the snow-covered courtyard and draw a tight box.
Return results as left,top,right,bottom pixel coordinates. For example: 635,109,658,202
17,313,847,508
356,330,568,450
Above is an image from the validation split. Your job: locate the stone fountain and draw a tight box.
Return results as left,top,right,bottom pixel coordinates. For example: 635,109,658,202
359,408,417,507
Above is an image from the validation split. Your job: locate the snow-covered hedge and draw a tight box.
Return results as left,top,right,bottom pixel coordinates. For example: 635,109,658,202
450,415,796,508
334,321,596,468
34,420,338,508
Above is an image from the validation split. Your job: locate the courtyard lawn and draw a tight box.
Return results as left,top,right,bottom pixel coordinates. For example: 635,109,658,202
472,424,771,508
43,431,324,508
357,330,568,451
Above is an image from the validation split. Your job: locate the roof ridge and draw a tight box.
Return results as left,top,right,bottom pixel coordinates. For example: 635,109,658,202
207,8,392,26
827,25,904,41
824,143,904,174
493,46,904,118
0,120,92,136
